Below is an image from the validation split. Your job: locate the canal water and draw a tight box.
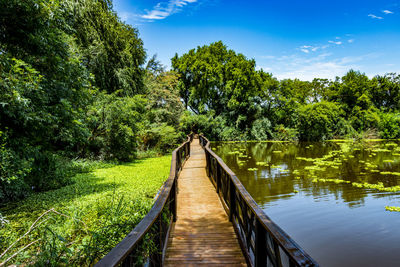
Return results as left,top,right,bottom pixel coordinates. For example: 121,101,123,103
211,140,400,267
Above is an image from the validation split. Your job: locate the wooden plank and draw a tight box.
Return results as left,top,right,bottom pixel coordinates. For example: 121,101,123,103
165,138,247,266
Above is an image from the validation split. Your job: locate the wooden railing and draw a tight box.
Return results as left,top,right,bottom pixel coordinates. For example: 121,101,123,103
199,135,319,267
95,135,192,267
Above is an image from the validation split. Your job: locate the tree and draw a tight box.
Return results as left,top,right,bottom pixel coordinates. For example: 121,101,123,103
68,0,146,95
371,73,400,111
298,101,344,141
172,41,263,130
328,70,373,115
86,93,146,160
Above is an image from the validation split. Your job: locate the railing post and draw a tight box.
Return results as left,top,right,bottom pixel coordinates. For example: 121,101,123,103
255,219,267,267
172,179,177,222
229,179,236,222
156,216,163,266
216,164,221,194
205,151,210,177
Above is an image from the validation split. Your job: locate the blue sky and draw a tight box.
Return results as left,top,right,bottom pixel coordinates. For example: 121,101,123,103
113,0,400,80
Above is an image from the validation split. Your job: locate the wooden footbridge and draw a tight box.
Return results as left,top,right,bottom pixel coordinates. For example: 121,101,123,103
164,139,246,266
96,135,319,267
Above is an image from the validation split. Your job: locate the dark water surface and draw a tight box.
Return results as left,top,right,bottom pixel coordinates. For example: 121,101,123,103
211,140,400,267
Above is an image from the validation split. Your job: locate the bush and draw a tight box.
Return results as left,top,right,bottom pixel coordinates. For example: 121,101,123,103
272,125,298,141
334,118,358,139
139,123,182,153
26,151,74,192
378,112,400,139
297,101,343,141
179,111,212,136
86,93,146,161
349,106,380,131
0,132,32,201
251,118,273,140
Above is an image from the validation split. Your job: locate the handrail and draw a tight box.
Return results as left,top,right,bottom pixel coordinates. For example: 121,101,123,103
199,135,319,267
95,135,192,267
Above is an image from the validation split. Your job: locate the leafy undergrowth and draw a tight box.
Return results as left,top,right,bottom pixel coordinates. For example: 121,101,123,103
0,156,171,266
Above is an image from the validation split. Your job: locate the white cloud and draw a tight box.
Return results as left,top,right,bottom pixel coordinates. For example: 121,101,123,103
368,14,383,19
266,53,377,81
383,10,394,14
348,39,355,43
328,40,343,45
142,0,198,20
298,44,327,53
277,61,351,81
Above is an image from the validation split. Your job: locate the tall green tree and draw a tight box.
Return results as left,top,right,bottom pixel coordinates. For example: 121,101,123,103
68,0,146,95
172,41,263,130
371,73,400,111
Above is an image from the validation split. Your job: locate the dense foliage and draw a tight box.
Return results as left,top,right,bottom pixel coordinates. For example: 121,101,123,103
0,156,171,266
1,0,400,263
173,42,400,142
0,0,181,203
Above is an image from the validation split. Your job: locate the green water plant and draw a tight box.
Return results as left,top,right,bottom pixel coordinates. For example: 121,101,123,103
312,178,351,184
352,182,400,192
0,156,172,265
385,206,400,212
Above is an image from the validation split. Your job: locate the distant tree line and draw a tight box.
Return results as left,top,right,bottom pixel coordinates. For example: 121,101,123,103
1,0,399,202
173,41,400,142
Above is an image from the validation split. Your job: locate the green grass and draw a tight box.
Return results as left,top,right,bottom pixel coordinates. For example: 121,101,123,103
0,156,172,266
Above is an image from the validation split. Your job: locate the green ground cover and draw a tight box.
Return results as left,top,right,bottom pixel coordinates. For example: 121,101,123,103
0,156,171,266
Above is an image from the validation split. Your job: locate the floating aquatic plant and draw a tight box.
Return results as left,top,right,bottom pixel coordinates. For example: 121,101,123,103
385,206,400,212
312,178,351,184
352,182,400,192
372,148,391,153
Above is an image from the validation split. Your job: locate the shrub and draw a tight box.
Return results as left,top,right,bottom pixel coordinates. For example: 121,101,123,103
349,106,380,131
139,123,182,153
26,151,74,192
86,93,146,161
378,112,400,139
297,101,343,141
179,111,213,136
251,118,273,140
272,125,298,141
0,132,32,201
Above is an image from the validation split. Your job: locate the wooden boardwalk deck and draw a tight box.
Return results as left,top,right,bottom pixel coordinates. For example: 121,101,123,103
165,139,247,266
